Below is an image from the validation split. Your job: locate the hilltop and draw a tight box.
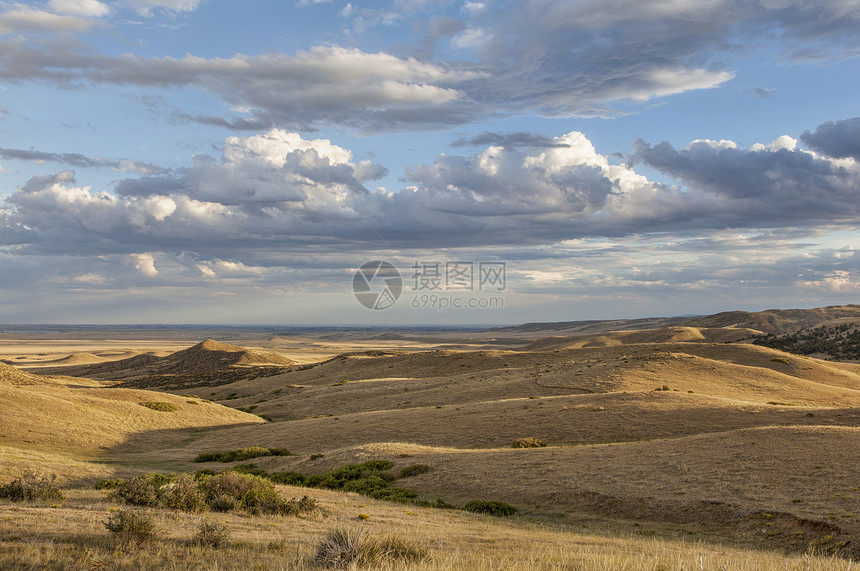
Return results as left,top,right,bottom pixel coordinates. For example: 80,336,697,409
36,339,296,390
489,304,860,338
0,361,51,386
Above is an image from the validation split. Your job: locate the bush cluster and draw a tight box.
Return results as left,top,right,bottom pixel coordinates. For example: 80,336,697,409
194,447,291,463
0,473,65,503
754,323,860,360
463,499,517,517
103,471,317,516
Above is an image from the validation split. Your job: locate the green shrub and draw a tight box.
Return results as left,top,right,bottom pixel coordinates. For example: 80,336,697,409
195,519,231,548
770,357,791,364
138,401,178,412
314,527,427,568
511,437,546,449
209,494,237,513
200,472,255,503
104,509,158,545
93,479,123,490
160,474,206,513
231,463,269,477
0,473,65,503
198,471,312,515
111,475,159,507
399,464,431,478
463,499,517,517
237,476,286,515
193,447,292,463
359,460,393,471
268,471,306,486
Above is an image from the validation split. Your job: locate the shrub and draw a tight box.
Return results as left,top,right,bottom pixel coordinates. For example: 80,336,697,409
111,475,159,507
237,476,287,515
268,471,306,486
231,463,269,477
138,401,178,412
104,509,158,545
93,479,123,490
399,464,431,478
359,460,393,471
193,447,292,463
511,437,546,449
200,472,254,503
160,474,206,513
314,527,426,568
198,471,311,515
770,357,791,364
463,499,517,517
0,473,65,503
209,494,237,513
195,519,231,548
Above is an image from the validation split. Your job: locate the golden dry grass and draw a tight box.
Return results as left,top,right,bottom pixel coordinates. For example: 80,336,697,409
0,486,856,570
3,325,860,567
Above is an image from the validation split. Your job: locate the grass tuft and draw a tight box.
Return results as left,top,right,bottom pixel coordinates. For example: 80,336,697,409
314,527,427,568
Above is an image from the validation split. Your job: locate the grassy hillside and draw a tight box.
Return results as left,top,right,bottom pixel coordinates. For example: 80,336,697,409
3,327,860,568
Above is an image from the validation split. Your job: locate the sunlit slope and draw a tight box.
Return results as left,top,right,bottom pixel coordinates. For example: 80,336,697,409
0,363,263,479
196,343,860,424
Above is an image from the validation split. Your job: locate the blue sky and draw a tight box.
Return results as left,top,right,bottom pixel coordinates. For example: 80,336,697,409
1,0,859,325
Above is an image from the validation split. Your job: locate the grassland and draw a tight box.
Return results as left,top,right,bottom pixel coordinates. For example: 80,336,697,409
2,312,860,568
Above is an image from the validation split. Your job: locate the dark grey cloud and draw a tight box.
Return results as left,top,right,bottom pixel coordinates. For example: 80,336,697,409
450,131,570,149
752,87,776,98
630,134,860,225
800,117,860,161
173,112,275,132
0,146,167,174
0,147,98,168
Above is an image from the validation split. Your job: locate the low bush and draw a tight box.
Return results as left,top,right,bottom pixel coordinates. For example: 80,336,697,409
0,473,65,503
195,519,231,548
511,437,546,449
197,471,316,515
199,472,255,503
193,447,292,463
138,401,178,412
93,479,123,490
104,509,159,545
399,464,431,478
209,494,237,512
111,475,160,507
463,499,517,517
160,473,206,513
268,471,306,486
